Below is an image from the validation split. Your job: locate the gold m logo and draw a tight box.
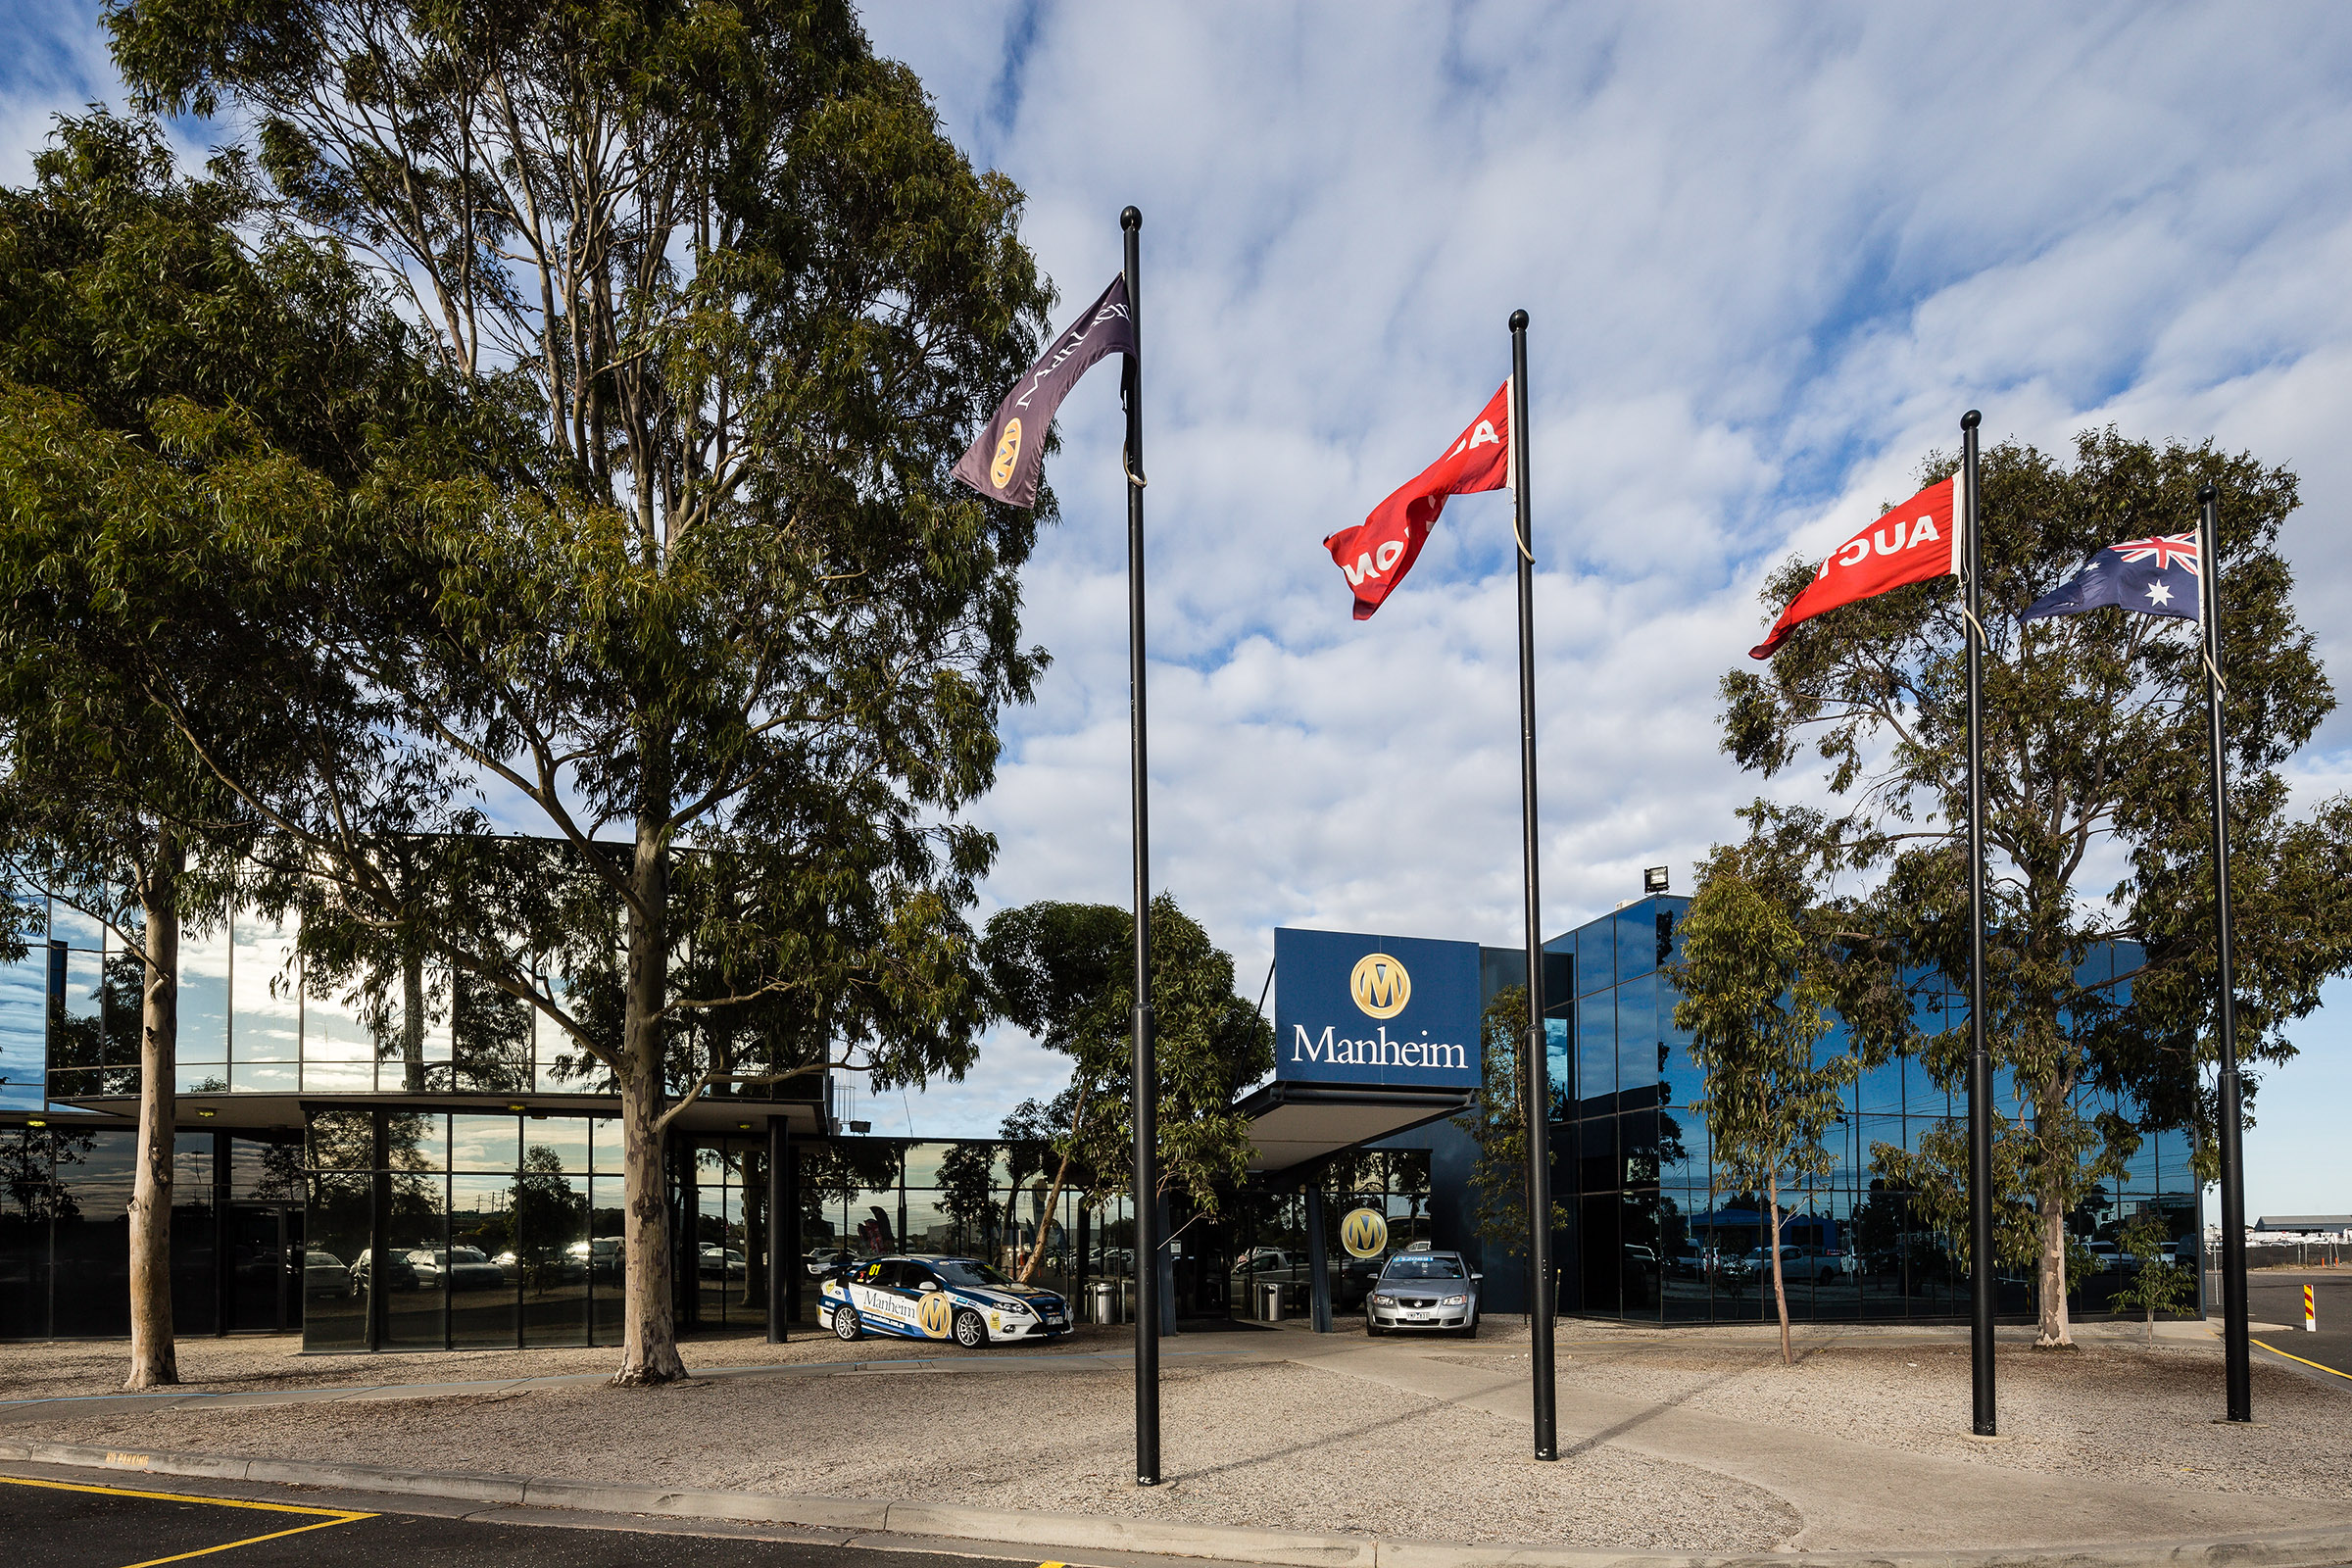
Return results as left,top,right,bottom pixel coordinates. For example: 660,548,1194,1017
1340,1207,1389,1259
990,417,1022,489
1349,954,1410,1019
917,1291,956,1340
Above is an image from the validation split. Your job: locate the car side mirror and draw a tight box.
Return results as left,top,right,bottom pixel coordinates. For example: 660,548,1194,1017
1472,1273,1485,1281
918,1281,940,1293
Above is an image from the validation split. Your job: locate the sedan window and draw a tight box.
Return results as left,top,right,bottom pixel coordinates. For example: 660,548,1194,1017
1381,1255,1465,1280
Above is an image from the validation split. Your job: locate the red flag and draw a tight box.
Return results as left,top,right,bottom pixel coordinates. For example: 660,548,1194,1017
1749,475,1963,659
1325,381,1511,619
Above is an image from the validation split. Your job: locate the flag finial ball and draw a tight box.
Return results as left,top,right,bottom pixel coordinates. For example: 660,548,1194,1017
1509,309,1529,331
1121,206,1142,230
1961,410,1982,430
2199,482,2218,503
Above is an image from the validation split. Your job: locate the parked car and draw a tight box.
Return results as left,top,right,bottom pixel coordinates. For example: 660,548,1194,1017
700,1245,748,1280
303,1250,347,1298
565,1237,624,1279
2083,1241,2122,1273
821,1253,1071,1347
1364,1249,1481,1337
805,1248,854,1278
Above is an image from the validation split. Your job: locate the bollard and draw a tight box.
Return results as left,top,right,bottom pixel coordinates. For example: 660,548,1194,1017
2306,1283,2317,1333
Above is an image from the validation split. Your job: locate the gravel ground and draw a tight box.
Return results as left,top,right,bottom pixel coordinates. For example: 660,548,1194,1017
0,1357,1799,1551
0,1323,1134,1402
1522,1337,2352,1499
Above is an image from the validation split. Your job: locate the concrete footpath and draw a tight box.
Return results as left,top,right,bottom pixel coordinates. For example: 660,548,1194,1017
4,1322,2348,1568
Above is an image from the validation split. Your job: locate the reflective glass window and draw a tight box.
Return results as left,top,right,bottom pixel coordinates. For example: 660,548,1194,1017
231,911,300,1064
1615,973,1659,1100
449,1172,516,1348
1615,900,1659,984
451,1114,517,1172
0,903,43,1112
178,919,230,1069
1576,989,1614,1114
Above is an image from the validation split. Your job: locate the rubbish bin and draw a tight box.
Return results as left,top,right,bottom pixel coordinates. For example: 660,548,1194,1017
1256,1280,1285,1322
1090,1280,1122,1325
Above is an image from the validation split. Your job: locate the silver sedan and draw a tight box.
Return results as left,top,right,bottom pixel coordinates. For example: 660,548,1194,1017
1364,1249,1481,1337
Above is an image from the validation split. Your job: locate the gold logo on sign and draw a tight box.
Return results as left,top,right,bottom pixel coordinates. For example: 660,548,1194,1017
1340,1208,1389,1259
990,417,1022,489
917,1291,956,1340
1349,953,1410,1019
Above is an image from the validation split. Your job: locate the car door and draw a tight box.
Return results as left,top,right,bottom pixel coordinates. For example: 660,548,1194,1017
858,1258,921,1334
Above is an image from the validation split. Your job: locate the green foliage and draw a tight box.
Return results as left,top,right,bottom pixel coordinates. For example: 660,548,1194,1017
67,0,1061,1376
2108,1213,2196,1326
1718,427,2352,1341
981,895,1272,1217
1668,828,1859,1209
1455,985,1570,1255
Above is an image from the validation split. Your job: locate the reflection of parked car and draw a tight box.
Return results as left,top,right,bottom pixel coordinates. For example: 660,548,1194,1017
304,1250,347,1298
565,1238,623,1279
348,1247,420,1294
1731,1246,1843,1284
699,1245,748,1280
805,1248,853,1278
2083,1241,2122,1272
432,1246,508,1290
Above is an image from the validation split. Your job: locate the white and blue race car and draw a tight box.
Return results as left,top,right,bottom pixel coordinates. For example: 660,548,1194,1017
819,1253,1072,1348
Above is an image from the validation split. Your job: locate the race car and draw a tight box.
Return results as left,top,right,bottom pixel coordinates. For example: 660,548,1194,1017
819,1253,1072,1348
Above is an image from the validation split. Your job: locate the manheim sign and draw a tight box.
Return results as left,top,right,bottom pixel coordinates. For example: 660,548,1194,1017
1272,928,1482,1090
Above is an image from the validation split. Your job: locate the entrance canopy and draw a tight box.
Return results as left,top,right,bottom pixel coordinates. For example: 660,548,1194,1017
1237,1080,1472,1173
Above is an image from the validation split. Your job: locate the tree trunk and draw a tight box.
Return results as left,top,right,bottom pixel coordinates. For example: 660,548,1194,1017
402,948,425,1093
2144,1303,2155,1345
2034,1189,2072,1348
1767,1172,1790,1366
613,799,687,1386
1019,1153,1074,1286
1017,1085,1089,1285
125,825,182,1391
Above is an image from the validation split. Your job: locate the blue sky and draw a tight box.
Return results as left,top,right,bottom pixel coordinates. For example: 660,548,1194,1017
7,1,2351,1219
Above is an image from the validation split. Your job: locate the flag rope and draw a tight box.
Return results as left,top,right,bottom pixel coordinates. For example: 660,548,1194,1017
2204,648,2227,694
1960,603,1989,648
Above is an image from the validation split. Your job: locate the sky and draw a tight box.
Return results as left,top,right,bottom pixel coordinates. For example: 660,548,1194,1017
5,1,2350,1219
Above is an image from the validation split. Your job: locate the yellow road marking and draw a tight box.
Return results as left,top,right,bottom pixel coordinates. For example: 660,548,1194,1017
0,1473,373,1567
0,1474,368,1517
115,1513,368,1567
2253,1338,2352,1382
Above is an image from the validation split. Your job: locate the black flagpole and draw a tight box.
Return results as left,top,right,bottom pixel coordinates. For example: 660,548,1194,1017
1508,309,1557,1462
2198,481,2252,1423
1122,205,1162,1486
1962,409,1996,1438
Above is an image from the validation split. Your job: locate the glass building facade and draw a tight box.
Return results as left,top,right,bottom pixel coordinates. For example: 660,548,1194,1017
0,876,2205,1345
1546,894,2202,1323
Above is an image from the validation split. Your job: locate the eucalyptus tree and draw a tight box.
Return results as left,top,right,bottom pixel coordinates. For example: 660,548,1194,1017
105,0,1056,1381
0,114,435,1386
1668,828,1856,1365
1722,428,2352,1347
982,896,1272,1272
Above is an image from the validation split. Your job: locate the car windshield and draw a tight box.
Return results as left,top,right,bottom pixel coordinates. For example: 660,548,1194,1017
450,1248,486,1262
1380,1255,1465,1280
931,1258,1014,1288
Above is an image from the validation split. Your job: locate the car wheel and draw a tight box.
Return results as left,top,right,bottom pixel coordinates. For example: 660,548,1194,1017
1459,1316,1479,1340
1365,1321,1384,1337
953,1308,989,1348
833,1305,861,1342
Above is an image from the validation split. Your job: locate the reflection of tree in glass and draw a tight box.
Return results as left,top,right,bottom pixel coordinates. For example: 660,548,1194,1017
798,1142,901,1255
512,1143,586,1294
306,1110,373,1171
1,1127,99,1223
937,1140,999,1257
452,972,531,1093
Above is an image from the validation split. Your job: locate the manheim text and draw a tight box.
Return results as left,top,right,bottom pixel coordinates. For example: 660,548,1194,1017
1291,1025,1467,1070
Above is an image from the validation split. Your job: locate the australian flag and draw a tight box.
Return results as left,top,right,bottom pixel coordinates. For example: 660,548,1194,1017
2022,532,2200,624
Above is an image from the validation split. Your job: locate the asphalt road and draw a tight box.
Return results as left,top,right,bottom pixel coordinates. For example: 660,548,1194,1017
0,1472,1101,1568
2243,1269,2352,1386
